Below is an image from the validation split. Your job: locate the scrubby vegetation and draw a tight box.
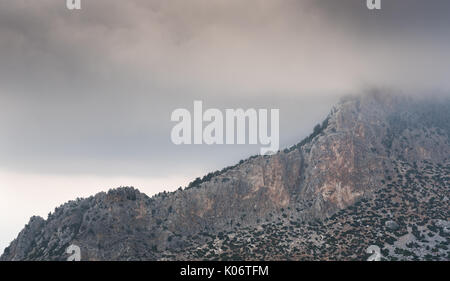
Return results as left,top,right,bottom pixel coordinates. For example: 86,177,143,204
168,160,449,261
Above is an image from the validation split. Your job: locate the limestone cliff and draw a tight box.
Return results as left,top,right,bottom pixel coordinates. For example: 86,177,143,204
2,93,449,260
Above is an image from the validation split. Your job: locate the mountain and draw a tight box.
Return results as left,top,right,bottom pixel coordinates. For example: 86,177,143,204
2,93,449,261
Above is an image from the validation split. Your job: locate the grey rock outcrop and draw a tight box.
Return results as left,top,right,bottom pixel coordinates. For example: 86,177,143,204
385,220,400,231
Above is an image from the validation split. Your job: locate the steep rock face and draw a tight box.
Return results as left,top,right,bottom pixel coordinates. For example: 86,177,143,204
2,93,449,260
177,159,449,261
297,94,449,218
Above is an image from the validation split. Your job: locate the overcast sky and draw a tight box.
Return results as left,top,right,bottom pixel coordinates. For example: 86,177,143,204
1,0,450,253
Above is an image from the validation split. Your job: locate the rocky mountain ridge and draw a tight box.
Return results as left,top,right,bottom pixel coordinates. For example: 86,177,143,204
2,93,449,260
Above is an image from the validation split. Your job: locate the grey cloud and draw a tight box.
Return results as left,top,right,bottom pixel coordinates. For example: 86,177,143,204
0,0,449,177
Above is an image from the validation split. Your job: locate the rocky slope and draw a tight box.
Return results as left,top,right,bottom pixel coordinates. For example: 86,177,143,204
2,93,449,261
